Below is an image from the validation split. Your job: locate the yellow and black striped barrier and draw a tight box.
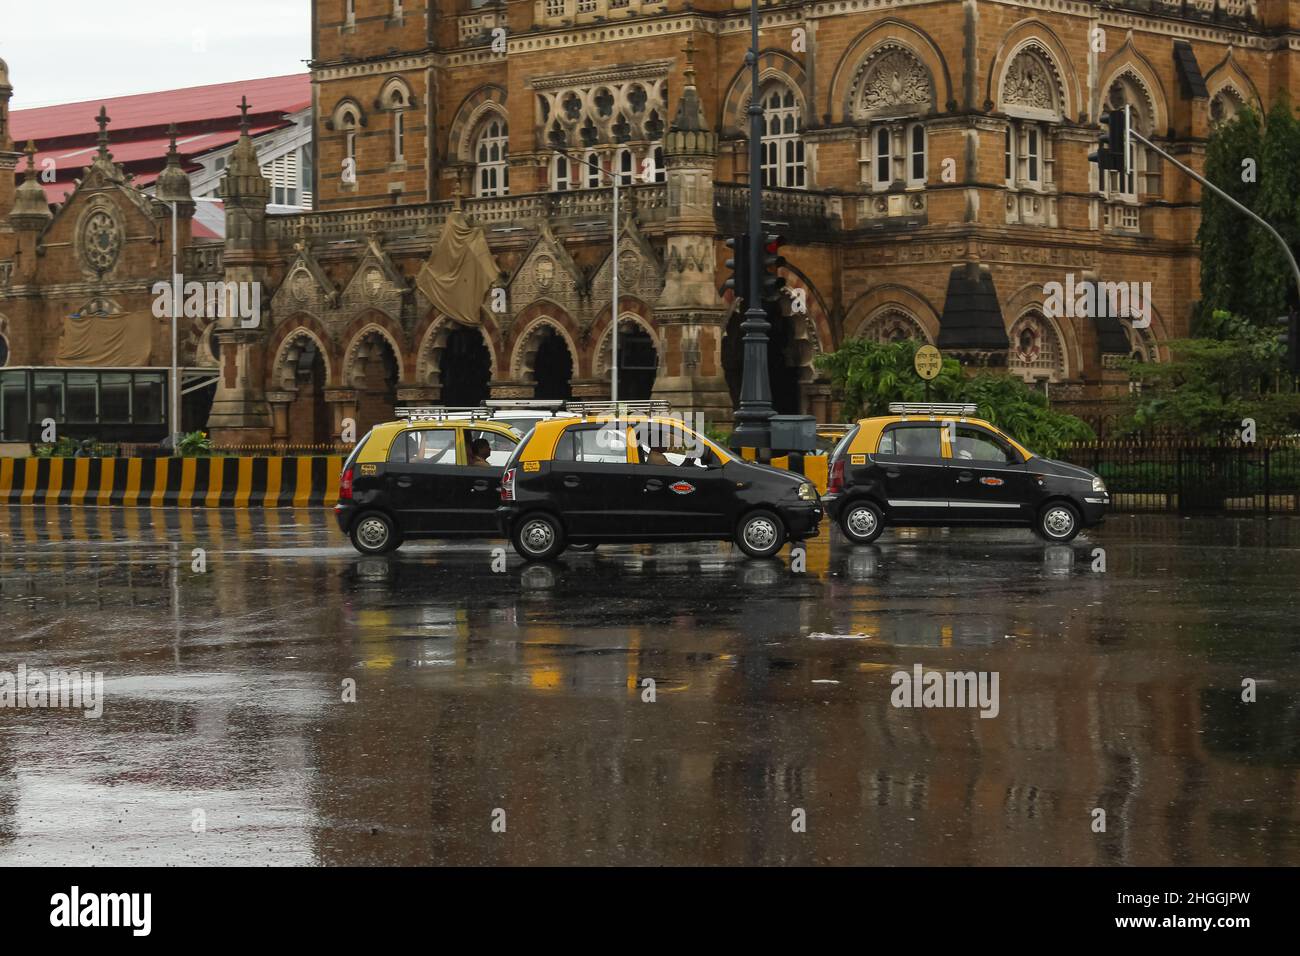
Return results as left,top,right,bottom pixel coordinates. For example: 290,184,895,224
0,456,346,508
735,449,830,494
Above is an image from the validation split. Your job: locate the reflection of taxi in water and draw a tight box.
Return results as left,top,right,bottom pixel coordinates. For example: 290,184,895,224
497,415,823,560
824,403,1108,543
335,410,519,554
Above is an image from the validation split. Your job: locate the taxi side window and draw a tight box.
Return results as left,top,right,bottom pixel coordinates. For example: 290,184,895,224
467,429,516,466
555,426,627,464
953,427,1011,463
877,425,942,459
388,428,457,465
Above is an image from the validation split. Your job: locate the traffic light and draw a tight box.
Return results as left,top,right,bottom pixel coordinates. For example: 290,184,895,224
1279,311,1299,377
760,233,786,307
721,234,749,307
1088,105,1130,175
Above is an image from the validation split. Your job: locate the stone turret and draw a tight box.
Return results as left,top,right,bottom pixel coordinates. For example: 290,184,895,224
154,124,194,206
651,36,732,423
0,57,20,221
206,98,274,444
10,141,51,229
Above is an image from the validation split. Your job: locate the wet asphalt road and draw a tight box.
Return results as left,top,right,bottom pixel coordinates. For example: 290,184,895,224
0,506,1298,866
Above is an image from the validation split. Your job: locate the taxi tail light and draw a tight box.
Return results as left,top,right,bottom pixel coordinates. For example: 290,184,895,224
339,467,354,501
501,467,515,501
828,458,845,494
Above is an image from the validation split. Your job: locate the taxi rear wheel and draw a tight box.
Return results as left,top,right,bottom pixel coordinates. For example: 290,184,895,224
350,511,401,555
840,500,884,544
736,510,786,559
1036,501,1081,542
512,512,566,561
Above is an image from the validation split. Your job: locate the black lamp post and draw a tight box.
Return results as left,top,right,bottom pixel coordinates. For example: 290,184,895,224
730,0,775,451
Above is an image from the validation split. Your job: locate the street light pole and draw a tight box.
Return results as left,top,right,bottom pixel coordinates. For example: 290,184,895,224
552,148,621,403
165,199,181,451
732,0,775,450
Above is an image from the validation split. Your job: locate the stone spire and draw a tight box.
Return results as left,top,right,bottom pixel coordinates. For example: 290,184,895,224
88,105,125,182
0,56,12,151
10,140,52,226
154,123,193,204
665,35,715,153
219,96,270,205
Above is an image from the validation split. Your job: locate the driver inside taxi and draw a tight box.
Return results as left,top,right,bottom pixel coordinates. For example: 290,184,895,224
468,437,492,467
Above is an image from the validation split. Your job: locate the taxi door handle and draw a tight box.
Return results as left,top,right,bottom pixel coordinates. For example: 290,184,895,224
471,479,490,492
562,475,581,488
643,478,664,492
956,471,974,482
395,478,414,488
885,469,901,478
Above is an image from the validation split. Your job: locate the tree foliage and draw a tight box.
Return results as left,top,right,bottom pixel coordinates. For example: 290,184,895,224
815,338,1094,457
1198,100,1300,328
1122,311,1300,439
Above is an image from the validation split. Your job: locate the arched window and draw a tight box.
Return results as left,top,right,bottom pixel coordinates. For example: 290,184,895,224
389,89,408,162
474,117,509,197
616,147,635,186
652,146,665,184
552,153,571,191
584,150,601,188
340,107,359,167
1103,76,1161,207
865,122,926,189
760,85,805,189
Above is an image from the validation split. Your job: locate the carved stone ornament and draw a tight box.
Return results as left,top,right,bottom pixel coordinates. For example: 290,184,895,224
292,269,313,303
856,46,932,117
535,256,555,291
365,267,385,299
1003,50,1055,112
81,210,122,274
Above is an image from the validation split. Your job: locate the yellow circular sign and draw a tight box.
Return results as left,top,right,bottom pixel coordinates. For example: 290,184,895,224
914,344,942,381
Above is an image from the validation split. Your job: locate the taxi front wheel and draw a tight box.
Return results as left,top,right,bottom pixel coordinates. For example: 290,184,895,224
512,513,567,561
736,510,787,559
840,500,884,544
1035,501,1081,542
350,511,401,555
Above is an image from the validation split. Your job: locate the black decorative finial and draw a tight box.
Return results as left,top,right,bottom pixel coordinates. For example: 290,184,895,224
166,122,180,155
23,139,37,181
238,96,251,133
683,35,697,87
95,105,111,157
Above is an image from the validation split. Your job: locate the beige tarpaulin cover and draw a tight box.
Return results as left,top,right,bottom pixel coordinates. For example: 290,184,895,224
416,210,499,327
55,312,153,366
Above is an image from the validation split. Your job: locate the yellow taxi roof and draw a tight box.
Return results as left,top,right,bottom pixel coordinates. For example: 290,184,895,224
846,414,1033,460
357,417,519,464
520,415,732,464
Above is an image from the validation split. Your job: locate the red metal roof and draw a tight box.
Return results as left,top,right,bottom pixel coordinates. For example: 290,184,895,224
10,74,310,143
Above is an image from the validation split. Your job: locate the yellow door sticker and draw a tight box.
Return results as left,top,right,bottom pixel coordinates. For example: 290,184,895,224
850,454,866,465
360,463,377,475
523,460,540,472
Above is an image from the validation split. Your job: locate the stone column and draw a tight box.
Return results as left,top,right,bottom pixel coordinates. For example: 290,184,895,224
324,387,359,443
265,389,296,444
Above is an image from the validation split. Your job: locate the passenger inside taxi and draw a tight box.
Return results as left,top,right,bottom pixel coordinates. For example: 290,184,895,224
468,437,492,467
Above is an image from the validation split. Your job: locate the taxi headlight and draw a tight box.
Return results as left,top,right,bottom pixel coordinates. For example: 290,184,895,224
1092,476,1107,493
797,481,817,501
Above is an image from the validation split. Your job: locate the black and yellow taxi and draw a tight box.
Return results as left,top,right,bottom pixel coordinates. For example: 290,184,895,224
496,415,823,560
335,412,519,554
824,403,1108,543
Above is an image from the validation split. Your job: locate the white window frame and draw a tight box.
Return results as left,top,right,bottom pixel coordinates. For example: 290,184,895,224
872,125,893,190
616,147,635,186
474,118,509,198
552,153,572,191
583,150,601,188
907,122,926,186
759,85,806,190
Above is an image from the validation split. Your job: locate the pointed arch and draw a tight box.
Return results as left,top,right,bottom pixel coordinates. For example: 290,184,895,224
414,313,502,389
720,49,808,136
829,19,954,124
265,315,336,387
1098,45,1169,134
986,21,1081,120
843,284,942,343
449,85,508,164
340,312,406,386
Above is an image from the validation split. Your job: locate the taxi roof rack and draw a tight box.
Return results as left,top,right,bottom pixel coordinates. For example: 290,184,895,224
394,406,493,422
483,399,566,410
888,402,977,417
565,399,672,417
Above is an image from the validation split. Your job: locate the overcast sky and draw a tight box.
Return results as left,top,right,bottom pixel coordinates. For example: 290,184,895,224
6,0,311,109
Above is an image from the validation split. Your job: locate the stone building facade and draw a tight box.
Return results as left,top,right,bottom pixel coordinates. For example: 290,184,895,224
4,2,1300,445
